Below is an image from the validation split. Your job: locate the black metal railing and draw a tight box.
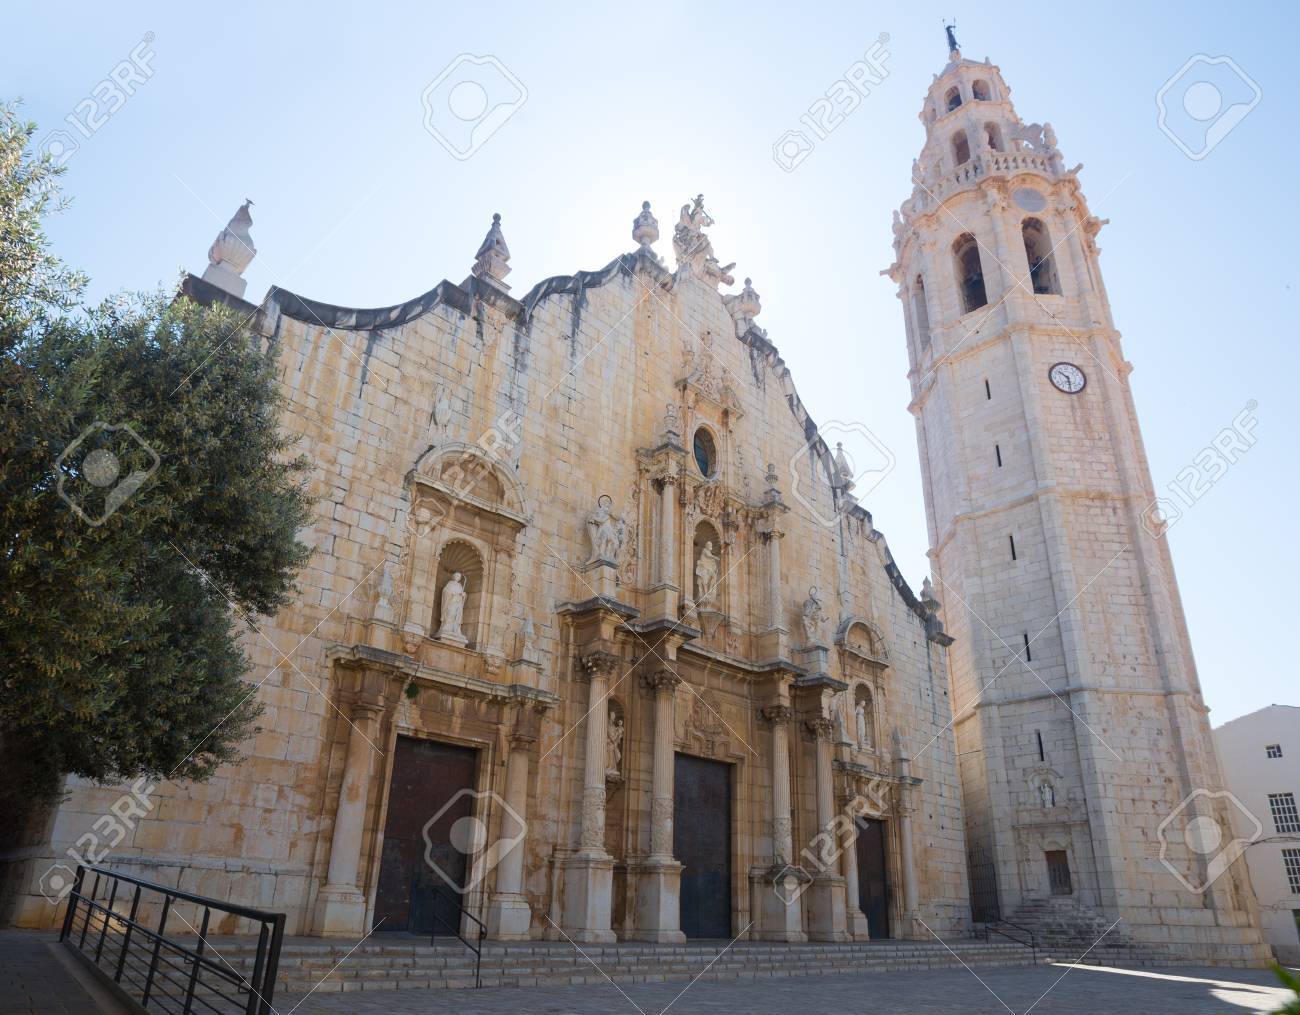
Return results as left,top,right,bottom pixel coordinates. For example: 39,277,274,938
60,865,285,1014
429,886,487,988
977,918,1038,964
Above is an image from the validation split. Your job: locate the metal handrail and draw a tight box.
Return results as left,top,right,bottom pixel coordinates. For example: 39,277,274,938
59,864,285,1014
979,919,1038,965
429,886,487,988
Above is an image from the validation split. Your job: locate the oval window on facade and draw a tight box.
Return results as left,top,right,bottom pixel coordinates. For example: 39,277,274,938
693,427,716,477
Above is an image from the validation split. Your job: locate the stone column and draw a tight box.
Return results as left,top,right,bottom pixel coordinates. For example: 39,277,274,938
804,717,849,942
894,746,919,936
558,651,617,942
633,668,685,942
756,704,807,942
649,468,681,621
763,526,785,631
487,708,539,940
841,794,869,940
314,700,383,936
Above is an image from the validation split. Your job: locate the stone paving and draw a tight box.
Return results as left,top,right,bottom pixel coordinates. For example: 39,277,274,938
279,963,1295,1014
0,930,118,1014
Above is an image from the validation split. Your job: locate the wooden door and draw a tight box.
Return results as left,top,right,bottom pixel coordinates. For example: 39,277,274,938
1046,850,1073,896
373,737,478,934
673,754,732,938
856,817,891,939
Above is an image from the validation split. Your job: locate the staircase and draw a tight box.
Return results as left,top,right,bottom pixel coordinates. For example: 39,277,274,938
212,937,1045,996
1003,897,1178,967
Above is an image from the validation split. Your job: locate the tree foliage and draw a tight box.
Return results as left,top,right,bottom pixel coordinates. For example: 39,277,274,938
0,103,313,818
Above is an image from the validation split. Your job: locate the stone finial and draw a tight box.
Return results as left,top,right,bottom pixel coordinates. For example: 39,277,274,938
723,277,765,339
633,200,659,253
471,212,511,291
201,199,256,299
833,442,855,489
921,576,939,608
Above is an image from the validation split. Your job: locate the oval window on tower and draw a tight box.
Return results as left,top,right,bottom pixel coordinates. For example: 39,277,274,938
693,427,716,477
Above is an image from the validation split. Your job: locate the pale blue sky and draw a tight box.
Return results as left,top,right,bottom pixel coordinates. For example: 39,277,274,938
7,1,1296,725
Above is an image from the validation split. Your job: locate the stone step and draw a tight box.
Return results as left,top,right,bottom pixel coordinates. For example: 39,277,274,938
215,939,1047,995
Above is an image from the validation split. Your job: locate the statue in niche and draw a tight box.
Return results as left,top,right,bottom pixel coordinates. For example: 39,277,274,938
855,698,872,749
606,715,624,776
373,556,397,623
1038,780,1056,809
436,572,467,643
801,586,828,645
585,495,625,564
695,541,720,607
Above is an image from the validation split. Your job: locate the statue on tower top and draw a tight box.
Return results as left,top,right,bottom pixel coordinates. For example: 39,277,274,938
944,21,960,57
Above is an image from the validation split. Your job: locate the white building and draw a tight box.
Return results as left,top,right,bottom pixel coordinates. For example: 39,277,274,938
1215,705,1300,964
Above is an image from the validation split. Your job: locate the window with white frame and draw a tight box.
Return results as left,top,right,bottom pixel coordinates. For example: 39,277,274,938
1268,744,1284,759
1284,849,1300,894
1270,793,1300,834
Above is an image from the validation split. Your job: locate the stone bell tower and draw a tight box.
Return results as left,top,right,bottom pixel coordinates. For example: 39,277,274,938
886,30,1266,962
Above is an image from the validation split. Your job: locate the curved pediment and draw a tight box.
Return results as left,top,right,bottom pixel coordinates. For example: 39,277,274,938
836,615,889,668
409,442,529,528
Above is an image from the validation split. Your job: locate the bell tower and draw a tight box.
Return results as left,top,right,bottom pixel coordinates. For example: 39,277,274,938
886,30,1265,961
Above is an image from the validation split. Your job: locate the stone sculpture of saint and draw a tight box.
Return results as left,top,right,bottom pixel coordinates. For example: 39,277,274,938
1038,781,1055,808
801,586,827,645
606,716,624,776
436,571,467,643
586,495,625,564
695,541,720,607
855,699,871,749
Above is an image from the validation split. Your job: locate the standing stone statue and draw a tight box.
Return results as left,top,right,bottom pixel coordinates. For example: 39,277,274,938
695,541,720,607
606,715,624,776
801,586,828,645
436,572,467,644
855,698,871,748
585,495,625,564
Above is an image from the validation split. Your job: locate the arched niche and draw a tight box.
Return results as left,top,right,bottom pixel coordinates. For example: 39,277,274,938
852,683,877,751
691,519,723,609
432,538,485,649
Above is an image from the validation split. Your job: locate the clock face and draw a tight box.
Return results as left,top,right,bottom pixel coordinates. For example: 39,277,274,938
1048,362,1086,394
1013,187,1047,212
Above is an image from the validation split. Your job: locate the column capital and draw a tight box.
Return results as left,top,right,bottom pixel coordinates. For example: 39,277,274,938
804,716,837,741
579,650,622,680
761,704,794,726
760,526,785,542
643,667,683,693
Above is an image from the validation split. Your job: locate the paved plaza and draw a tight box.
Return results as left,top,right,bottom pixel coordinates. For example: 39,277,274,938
278,963,1295,1015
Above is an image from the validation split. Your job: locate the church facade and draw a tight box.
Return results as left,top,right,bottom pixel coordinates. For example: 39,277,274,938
5,38,1267,965
11,192,970,946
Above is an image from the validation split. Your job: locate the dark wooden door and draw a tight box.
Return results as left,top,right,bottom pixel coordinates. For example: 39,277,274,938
373,737,478,934
1046,850,1073,896
856,817,891,939
673,754,731,938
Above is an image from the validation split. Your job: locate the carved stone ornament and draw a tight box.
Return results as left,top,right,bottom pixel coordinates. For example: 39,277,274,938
723,277,765,339
632,200,659,253
585,495,625,565
201,200,256,298
672,194,735,288
580,651,621,680
471,212,511,290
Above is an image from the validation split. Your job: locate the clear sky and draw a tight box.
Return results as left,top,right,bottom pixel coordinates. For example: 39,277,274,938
6,0,1296,725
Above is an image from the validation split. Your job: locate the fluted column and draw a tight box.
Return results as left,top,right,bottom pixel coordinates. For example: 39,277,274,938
578,652,617,857
804,716,849,941
487,713,538,940
658,472,679,589
841,816,863,934
761,705,794,864
314,700,383,935
763,527,785,631
894,751,920,931
646,669,682,861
